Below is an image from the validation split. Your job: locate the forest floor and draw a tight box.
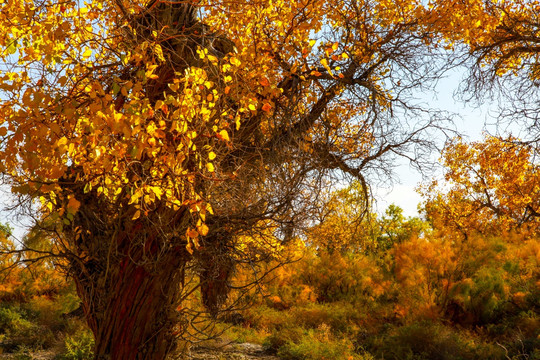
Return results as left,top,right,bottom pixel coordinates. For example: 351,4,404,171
0,350,57,359
0,342,278,360
188,342,279,360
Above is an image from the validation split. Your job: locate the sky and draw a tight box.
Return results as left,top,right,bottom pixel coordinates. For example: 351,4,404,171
374,67,501,218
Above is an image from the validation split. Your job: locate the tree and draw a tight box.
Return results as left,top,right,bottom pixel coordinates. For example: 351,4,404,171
422,135,540,236
1,0,453,358
306,181,374,254
0,222,15,271
419,135,540,325
307,183,427,254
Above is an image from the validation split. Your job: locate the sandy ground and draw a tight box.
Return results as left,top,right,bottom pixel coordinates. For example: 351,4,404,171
188,342,279,360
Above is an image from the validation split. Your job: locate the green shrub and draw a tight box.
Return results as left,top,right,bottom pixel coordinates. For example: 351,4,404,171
0,305,55,352
0,306,27,333
23,295,67,332
56,330,95,360
503,334,540,360
373,321,489,360
290,302,365,334
274,326,368,360
12,347,33,360
264,326,304,353
244,304,293,330
215,320,267,345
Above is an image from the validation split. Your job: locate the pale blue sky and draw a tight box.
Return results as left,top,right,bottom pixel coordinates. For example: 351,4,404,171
374,67,503,218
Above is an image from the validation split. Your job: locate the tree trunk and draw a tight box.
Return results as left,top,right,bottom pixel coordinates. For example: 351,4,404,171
70,217,191,360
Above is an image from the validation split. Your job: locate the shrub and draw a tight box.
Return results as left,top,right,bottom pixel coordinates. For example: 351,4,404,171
244,304,293,330
0,305,55,352
23,295,67,333
216,321,267,345
290,302,366,334
274,325,368,360
373,321,486,360
264,326,304,353
12,345,33,360
56,329,95,360
0,306,23,333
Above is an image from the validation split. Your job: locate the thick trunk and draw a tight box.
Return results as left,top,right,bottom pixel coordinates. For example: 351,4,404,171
72,226,190,360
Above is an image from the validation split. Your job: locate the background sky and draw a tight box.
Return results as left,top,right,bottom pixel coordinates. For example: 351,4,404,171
374,67,505,217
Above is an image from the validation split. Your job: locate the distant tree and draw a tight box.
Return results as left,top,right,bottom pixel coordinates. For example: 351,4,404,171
423,135,540,236
0,222,15,269
376,204,428,250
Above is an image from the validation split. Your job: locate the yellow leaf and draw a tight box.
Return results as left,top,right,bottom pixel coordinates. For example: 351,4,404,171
155,44,165,61
151,186,163,200
206,162,214,172
230,57,241,67
197,223,209,236
132,210,141,220
57,136,68,147
218,130,230,141
321,58,333,75
208,151,216,160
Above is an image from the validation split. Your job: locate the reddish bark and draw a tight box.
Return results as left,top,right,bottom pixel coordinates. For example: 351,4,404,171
71,218,191,360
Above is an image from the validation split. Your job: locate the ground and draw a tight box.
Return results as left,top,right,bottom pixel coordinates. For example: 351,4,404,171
0,342,279,360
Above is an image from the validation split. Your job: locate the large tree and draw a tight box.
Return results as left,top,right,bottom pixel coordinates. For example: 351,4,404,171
0,0,453,358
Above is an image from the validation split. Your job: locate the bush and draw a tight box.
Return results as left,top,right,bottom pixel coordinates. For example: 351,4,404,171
244,304,293,330
56,329,95,360
372,321,503,360
12,345,33,360
216,321,267,344
23,295,67,332
274,325,369,360
264,326,304,353
0,305,55,352
290,302,366,334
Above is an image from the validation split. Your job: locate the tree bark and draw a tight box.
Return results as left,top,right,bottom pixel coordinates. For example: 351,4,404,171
67,207,192,360
75,248,189,360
